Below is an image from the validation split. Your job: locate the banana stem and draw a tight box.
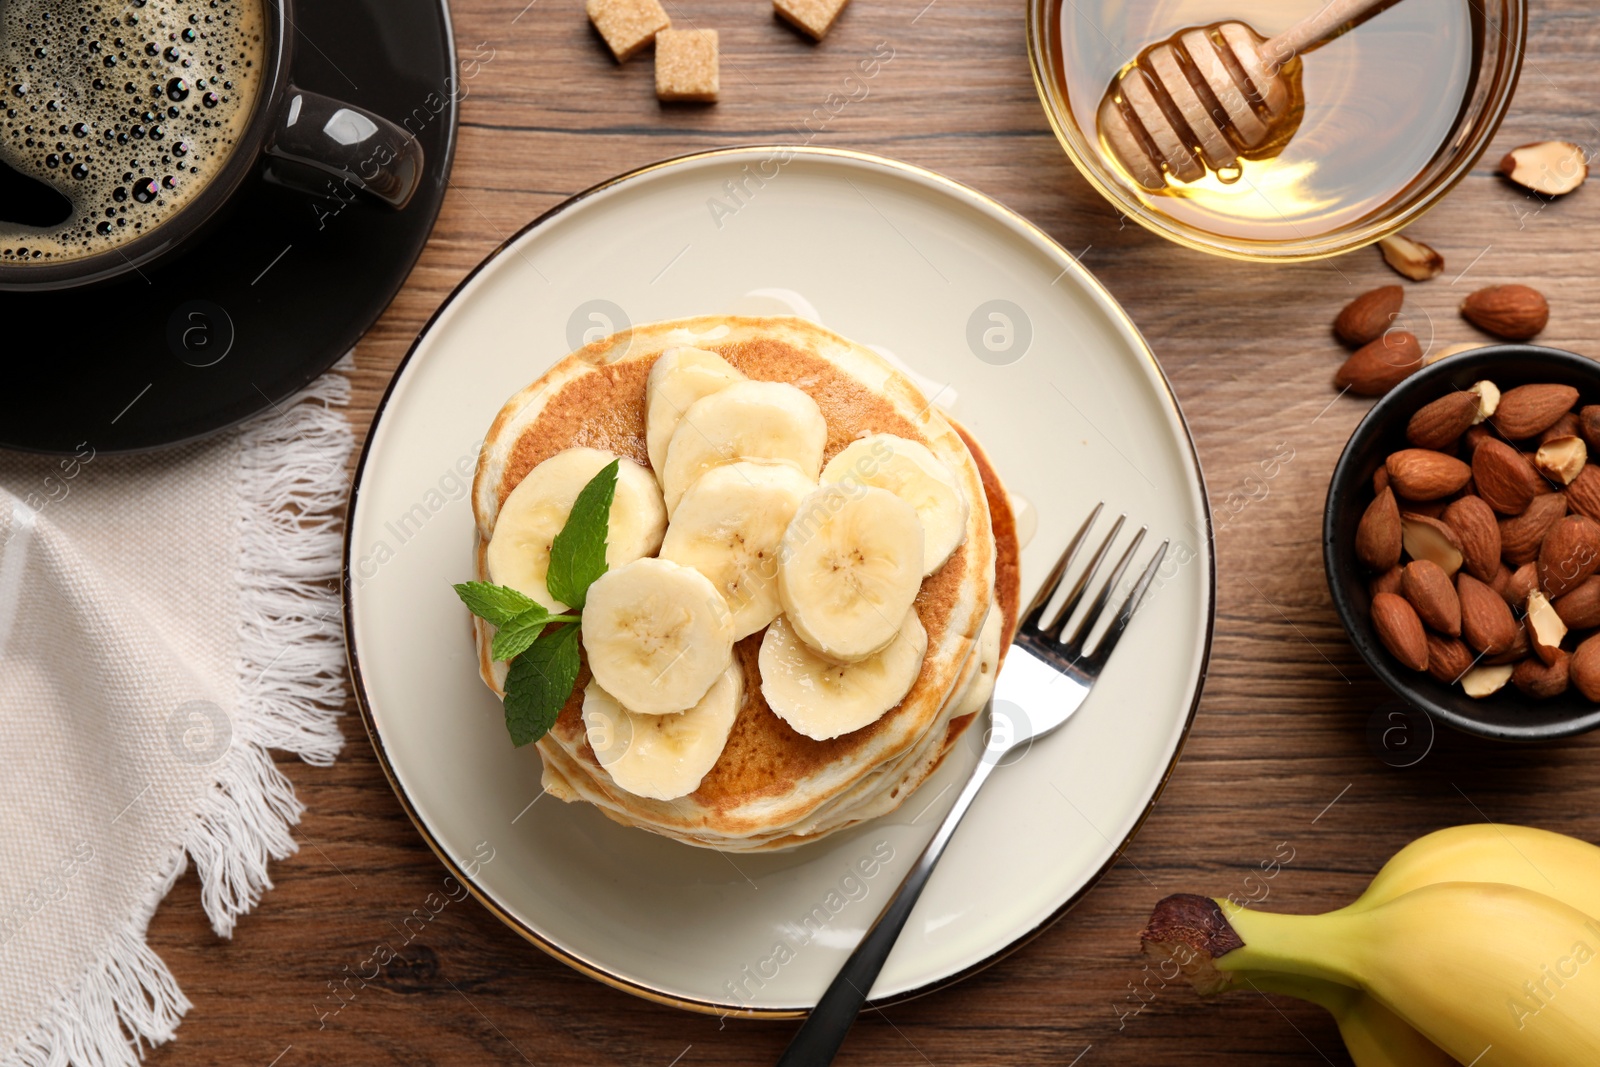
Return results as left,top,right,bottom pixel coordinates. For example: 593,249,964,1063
1140,894,1362,993
1218,900,1363,987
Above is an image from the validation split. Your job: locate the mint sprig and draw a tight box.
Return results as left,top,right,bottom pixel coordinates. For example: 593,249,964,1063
452,581,542,627
502,623,582,746
452,461,617,748
545,459,618,610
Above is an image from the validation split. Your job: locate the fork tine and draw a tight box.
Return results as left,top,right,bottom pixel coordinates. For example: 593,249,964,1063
1020,502,1103,632
1040,513,1127,640
1060,525,1146,652
1084,539,1169,665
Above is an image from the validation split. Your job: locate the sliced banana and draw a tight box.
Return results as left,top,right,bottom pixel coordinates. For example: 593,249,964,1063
659,461,817,639
645,347,746,482
581,557,735,715
486,447,666,612
660,380,827,516
822,434,969,575
760,611,927,740
778,484,924,663
582,667,743,801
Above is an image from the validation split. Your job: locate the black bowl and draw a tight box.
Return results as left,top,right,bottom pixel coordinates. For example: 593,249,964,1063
1324,344,1600,742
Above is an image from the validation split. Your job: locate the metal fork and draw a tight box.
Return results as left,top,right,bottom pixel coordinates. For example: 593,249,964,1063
775,503,1169,1066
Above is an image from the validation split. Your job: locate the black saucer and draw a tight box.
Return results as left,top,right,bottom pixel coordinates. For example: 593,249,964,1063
0,0,457,455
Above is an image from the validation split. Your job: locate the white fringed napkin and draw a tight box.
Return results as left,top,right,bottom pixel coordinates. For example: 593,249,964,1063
0,365,354,1066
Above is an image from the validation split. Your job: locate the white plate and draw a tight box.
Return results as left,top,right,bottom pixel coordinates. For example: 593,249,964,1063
344,147,1213,1016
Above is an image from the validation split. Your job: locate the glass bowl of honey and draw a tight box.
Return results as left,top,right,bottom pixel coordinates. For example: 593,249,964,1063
1027,0,1527,261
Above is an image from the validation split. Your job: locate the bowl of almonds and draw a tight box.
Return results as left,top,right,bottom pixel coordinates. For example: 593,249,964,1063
1325,345,1600,741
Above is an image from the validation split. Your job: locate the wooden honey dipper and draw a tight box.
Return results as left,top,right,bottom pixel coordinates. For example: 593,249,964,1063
1098,0,1393,190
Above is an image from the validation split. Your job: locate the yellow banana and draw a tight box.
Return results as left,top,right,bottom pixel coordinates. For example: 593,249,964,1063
1149,825,1600,1067
1233,971,1456,1067
1354,823,1600,917
1219,882,1600,1066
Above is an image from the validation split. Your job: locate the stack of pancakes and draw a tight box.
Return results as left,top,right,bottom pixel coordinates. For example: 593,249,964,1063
470,317,1021,852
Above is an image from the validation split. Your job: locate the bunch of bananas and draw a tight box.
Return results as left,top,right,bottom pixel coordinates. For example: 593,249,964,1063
1141,824,1600,1065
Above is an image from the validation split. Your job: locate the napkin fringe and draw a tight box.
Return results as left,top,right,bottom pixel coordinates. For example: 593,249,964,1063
190,361,354,938
4,856,192,1067
3,363,354,1067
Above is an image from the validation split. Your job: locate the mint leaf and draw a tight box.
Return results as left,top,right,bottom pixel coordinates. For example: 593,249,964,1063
490,606,554,661
503,623,582,746
453,581,540,627
545,459,618,610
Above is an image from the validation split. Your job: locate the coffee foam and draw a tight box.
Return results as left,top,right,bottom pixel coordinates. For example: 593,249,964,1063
1,0,265,264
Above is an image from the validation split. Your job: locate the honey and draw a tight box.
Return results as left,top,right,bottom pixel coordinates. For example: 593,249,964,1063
1056,0,1479,243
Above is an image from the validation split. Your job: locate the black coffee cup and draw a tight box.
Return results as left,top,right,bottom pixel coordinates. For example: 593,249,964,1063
0,0,423,291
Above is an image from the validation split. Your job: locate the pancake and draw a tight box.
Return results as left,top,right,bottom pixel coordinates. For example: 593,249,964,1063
469,316,1019,850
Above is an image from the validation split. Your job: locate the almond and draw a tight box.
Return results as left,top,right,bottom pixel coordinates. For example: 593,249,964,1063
1553,575,1600,629
1406,392,1481,450
1538,515,1600,598
1498,493,1567,565
1527,590,1569,665
1378,233,1444,281
1513,651,1569,699
1335,286,1404,347
1506,561,1540,607
1335,332,1423,396
1373,466,1391,494
1386,449,1472,501
1356,486,1403,571
1473,438,1540,514
1425,633,1475,685
1401,513,1464,576
1571,633,1600,701
1443,495,1501,581
1372,592,1428,671
1461,285,1550,341
1490,562,1515,603
1491,383,1579,439
1579,406,1600,452
1458,572,1519,655
1535,435,1587,485
1468,381,1501,425
1463,424,1493,453
1401,560,1461,636
1540,413,1581,445
1566,465,1600,522
1369,565,1405,599
1461,663,1515,698
1499,141,1589,197
1485,622,1533,665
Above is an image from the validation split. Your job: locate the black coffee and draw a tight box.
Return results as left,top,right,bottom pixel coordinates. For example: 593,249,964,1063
0,0,264,263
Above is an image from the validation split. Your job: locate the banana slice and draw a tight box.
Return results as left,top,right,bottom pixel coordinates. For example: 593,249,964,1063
645,347,746,482
660,380,827,516
778,484,924,662
581,557,735,715
486,447,666,612
581,667,743,801
822,434,970,575
760,612,927,740
659,460,817,639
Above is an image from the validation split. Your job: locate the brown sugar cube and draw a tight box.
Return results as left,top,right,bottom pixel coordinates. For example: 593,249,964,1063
655,29,719,103
774,0,849,40
586,0,669,63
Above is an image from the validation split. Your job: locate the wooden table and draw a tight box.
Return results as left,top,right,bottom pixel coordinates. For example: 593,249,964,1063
144,0,1600,1063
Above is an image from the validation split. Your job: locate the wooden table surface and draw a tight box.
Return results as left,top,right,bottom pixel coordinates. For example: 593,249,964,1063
143,0,1600,1063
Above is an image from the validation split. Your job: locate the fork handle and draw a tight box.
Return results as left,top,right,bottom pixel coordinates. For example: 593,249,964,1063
775,754,1000,1066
